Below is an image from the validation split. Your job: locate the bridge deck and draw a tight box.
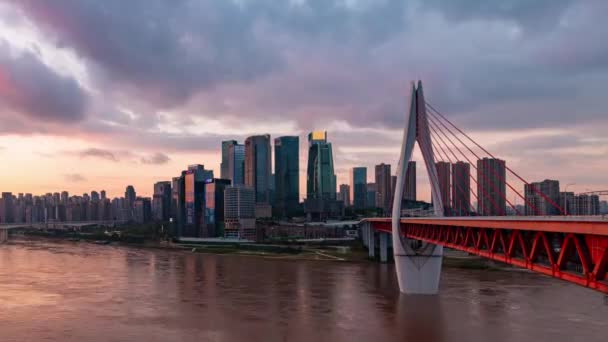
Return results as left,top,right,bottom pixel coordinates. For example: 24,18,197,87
365,217,608,236
364,217,608,294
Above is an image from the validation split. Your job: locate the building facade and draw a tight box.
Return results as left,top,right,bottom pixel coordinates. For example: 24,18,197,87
338,184,351,207
304,131,342,220
476,158,506,216
224,186,256,240
524,179,560,216
245,135,272,205
350,167,367,210
451,161,470,216
375,163,392,216
274,136,300,218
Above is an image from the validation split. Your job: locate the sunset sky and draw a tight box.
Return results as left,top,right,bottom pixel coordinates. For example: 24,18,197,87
0,1,607,201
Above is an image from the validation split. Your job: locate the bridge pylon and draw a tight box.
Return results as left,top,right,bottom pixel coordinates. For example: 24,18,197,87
392,81,445,294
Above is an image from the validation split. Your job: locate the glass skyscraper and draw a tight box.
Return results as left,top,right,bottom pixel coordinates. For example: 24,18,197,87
304,131,343,220
306,131,336,200
220,140,237,180
274,136,300,218
351,167,367,210
245,135,272,204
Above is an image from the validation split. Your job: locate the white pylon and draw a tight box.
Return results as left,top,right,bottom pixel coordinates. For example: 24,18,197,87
391,80,444,294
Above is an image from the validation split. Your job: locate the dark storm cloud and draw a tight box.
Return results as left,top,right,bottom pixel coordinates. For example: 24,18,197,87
0,40,88,123
140,152,170,165
4,0,608,138
10,0,406,108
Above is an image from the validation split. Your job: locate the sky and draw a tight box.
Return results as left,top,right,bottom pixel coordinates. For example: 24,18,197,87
0,0,607,201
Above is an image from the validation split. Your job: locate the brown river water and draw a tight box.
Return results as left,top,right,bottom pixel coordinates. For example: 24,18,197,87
0,238,606,342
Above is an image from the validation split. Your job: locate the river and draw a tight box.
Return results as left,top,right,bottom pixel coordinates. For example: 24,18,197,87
0,238,606,341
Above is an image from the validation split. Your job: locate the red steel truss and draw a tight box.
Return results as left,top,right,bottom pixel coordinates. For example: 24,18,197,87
367,218,608,294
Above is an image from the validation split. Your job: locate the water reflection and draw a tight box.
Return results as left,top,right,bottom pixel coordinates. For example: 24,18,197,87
0,239,606,342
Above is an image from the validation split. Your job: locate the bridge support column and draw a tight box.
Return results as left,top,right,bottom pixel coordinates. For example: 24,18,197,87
379,233,388,263
390,81,444,294
394,242,443,294
368,228,375,259
0,228,8,244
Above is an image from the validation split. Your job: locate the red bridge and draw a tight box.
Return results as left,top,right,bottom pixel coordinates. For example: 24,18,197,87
364,217,608,294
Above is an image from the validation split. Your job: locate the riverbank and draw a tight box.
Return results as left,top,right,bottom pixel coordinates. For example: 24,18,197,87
11,232,505,269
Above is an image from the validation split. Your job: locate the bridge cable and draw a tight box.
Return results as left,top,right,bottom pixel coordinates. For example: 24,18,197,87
427,115,508,216
425,101,565,215
425,108,539,216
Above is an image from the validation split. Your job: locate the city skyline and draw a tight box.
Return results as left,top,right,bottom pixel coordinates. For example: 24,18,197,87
1,1,608,201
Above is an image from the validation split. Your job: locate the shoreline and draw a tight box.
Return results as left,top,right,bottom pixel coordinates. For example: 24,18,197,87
9,233,510,269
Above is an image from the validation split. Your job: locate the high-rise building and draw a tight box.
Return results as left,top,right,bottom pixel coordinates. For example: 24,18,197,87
152,181,172,221
245,135,272,205
367,183,377,208
350,167,367,210
304,131,342,220
227,142,245,186
0,192,14,223
133,198,152,224
91,191,100,202
560,191,575,216
183,165,214,237
524,179,560,216
100,190,106,201
125,186,136,209
572,194,600,216
338,184,351,207
477,158,506,216
204,178,231,237
221,140,238,180
274,136,300,218
61,191,69,205
224,186,256,240
404,161,417,201
375,163,392,216
451,162,470,216
435,161,451,215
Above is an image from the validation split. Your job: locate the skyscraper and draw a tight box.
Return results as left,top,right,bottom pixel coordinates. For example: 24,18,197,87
304,131,341,220
404,161,417,201
204,179,231,237
0,192,14,223
245,135,272,204
350,167,367,210
366,183,377,208
224,185,256,240
152,181,172,221
274,136,300,218
227,142,245,186
451,161,470,216
375,163,392,216
220,140,238,180
434,162,451,215
477,158,506,216
338,184,351,207
183,169,206,237
125,185,136,209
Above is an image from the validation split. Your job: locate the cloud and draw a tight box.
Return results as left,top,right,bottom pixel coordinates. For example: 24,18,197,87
0,40,88,123
140,152,170,165
64,173,86,182
78,148,118,162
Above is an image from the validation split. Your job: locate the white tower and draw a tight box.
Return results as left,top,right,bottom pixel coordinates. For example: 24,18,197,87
391,81,445,294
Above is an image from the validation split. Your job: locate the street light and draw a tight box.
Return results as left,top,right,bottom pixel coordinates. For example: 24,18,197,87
564,183,575,216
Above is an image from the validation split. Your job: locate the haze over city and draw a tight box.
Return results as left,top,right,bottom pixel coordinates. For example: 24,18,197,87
1,1,607,200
